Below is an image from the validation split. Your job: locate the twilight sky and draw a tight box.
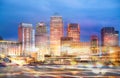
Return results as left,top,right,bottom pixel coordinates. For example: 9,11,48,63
0,0,120,42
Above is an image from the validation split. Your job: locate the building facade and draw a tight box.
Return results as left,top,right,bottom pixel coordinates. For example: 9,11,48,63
50,15,63,56
67,23,80,42
35,22,49,61
90,35,99,54
60,38,91,61
18,23,34,56
69,42,91,61
108,46,120,62
61,37,73,56
101,27,119,47
0,40,21,57
90,35,99,61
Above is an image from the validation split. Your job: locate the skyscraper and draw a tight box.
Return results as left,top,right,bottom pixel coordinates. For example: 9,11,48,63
101,27,119,47
90,35,99,53
50,15,63,56
35,22,49,60
35,22,47,47
67,23,80,42
18,23,33,56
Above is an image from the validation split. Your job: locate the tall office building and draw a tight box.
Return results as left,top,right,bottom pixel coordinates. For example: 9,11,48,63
35,22,48,47
18,23,33,56
90,35,99,55
101,27,119,47
67,23,80,42
50,15,63,56
35,22,49,60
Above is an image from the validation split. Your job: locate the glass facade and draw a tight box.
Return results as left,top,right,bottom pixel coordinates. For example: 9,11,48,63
50,16,63,56
67,23,80,42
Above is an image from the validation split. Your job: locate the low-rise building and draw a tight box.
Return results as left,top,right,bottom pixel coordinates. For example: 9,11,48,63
0,40,21,57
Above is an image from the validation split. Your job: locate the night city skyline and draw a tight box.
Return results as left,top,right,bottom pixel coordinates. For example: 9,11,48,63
1,1,120,78
0,0,120,42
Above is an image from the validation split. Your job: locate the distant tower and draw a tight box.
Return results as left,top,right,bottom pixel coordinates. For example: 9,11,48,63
90,35,99,54
101,27,119,47
67,23,80,42
50,14,63,56
18,23,33,56
35,22,49,56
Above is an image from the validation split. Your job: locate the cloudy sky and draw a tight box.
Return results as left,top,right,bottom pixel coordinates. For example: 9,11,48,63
0,0,120,41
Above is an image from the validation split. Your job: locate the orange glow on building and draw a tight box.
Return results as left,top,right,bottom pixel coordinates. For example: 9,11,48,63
101,27,119,47
50,15,63,56
67,23,80,42
61,37,73,56
61,38,91,61
108,47,120,62
0,40,21,56
90,35,99,61
18,23,33,56
35,22,49,60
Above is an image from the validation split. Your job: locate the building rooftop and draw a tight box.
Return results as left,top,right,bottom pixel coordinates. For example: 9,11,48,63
19,23,32,27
